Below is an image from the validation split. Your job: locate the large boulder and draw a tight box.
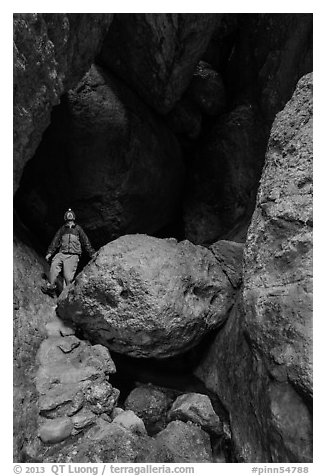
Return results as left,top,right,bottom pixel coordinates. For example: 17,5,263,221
15,65,184,248
98,14,220,113
13,13,113,193
57,234,243,358
195,73,313,463
183,105,268,244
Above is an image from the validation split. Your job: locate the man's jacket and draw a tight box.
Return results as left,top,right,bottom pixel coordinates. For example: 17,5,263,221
47,223,95,257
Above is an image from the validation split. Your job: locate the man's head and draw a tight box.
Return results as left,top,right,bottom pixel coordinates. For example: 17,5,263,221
64,208,76,223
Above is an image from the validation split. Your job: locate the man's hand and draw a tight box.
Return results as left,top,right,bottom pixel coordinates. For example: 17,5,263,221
45,254,52,262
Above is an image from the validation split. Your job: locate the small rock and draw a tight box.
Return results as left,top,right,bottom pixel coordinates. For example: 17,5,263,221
113,410,147,436
45,319,75,337
57,336,80,353
71,409,97,434
39,417,73,444
155,420,213,462
125,385,172,434
168,392,223,436
111,407,124,419
86,381,119,415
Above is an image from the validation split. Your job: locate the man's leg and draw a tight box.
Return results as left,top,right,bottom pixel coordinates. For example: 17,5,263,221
63,254,79,286
41,253,63,296
49,253,64,287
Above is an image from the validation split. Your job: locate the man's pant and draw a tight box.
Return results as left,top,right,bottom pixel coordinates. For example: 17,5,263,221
49,253,79,287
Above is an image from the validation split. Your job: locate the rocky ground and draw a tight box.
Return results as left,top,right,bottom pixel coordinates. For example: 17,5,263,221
13,13,312,463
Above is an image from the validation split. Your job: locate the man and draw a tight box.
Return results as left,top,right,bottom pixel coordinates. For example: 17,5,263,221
41,208,95,297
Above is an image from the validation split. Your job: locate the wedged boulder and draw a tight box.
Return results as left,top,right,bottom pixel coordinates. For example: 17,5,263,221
13,13,113,193
124,385,173,434
168,393,223,436
98,14,220,113
195,74,313,463
15,64,184,248
155,421,213,463
57,234,241,358
187,61,226,116
183,104,268,244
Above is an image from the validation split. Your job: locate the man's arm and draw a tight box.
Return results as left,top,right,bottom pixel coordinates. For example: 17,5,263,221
46,227,63,258
78,226,96,257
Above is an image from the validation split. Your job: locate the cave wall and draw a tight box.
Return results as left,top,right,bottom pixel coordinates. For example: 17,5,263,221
13,13,113,194
13,215,57,461
195,73,313,463
13,13,313,464
14,64,184,247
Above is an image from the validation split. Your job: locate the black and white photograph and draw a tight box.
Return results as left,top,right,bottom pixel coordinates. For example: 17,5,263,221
10,4,315,472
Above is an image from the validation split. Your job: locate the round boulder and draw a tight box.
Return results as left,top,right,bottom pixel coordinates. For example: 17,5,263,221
57,234,239,358
168,392,223,436
154,420,213,463
125,385,172,434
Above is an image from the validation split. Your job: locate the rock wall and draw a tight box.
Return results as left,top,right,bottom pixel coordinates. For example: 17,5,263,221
14,13,113,193
98,14,220,114
13,217,56,461
183,13,312,244
227,13,312,122
15,65,184,247
13,13,313,464
195,73,313,463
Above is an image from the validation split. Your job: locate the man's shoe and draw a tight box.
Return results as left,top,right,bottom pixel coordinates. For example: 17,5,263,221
41,284,56,297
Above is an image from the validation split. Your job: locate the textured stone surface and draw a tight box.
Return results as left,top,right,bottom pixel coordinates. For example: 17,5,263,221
243,73,313,400
15,64,184,248
113,410,147,436
195,74,313,463
13,13,113,193
125,385,173,434
36,334,118,421
168,393,223,436
209,240,244,288
155,420,213,462
184,105,268,244
99,14,220,114
39,419,170,463
13,217,57,461
38,417,73,444
57,234,241,358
